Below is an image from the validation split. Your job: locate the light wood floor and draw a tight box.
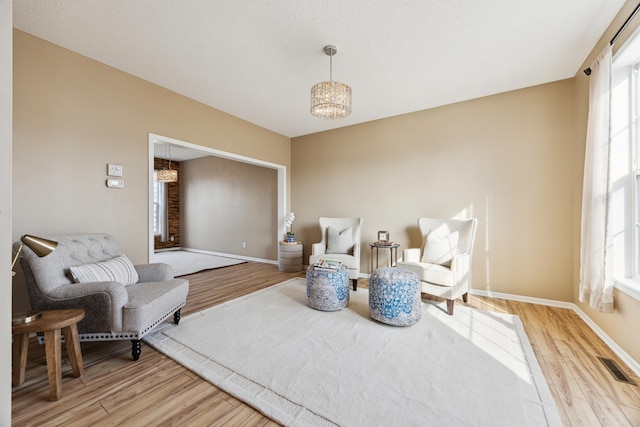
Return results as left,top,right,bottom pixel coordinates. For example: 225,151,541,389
11,262,640,426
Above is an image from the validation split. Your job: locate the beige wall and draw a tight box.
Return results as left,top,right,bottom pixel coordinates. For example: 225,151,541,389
571,0,640,365
293,80,575,302
12,30,290,311
181,156,278,259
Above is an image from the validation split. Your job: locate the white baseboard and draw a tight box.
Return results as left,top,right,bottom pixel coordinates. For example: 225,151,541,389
470,288,640,377
470,288,575,309
571,305,640,378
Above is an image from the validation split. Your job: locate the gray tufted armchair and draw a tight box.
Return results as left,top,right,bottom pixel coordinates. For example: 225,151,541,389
15,233,189,360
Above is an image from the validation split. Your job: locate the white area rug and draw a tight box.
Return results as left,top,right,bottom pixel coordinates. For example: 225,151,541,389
151,250,245,276
144,278,561,427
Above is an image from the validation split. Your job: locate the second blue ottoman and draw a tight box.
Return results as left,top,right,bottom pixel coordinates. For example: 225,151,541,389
369,267,421,326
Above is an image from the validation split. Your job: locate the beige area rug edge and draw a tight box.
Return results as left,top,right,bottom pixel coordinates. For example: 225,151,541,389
151,250,246,276
144,278,562,427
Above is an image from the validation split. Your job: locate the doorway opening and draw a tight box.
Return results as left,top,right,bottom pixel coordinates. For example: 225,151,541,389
147,133,287,262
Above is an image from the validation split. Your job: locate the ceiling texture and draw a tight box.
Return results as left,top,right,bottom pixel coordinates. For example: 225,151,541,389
13,0,626,138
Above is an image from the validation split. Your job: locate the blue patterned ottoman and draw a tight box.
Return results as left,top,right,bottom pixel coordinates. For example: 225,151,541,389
369,267,421,326
306,265,350,311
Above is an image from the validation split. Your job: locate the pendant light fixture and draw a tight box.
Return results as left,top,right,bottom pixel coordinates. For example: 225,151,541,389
156,144,178,182
311,45,352,119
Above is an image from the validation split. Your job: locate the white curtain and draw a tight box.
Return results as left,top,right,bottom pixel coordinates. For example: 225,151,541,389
579,44,614,313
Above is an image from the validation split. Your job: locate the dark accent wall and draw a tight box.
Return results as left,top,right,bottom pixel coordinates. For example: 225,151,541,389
154,158,180,250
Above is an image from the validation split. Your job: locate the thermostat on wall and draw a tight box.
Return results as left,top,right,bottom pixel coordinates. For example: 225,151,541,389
106,179,124,188
107,163,123,177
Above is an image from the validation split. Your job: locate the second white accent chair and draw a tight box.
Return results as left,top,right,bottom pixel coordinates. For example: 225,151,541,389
309,217,364,290
396,217,477,315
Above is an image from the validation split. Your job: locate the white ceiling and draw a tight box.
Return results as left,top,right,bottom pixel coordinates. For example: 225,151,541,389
13,0,626,138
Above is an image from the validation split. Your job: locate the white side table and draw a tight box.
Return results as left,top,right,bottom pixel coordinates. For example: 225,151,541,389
278,241,303,272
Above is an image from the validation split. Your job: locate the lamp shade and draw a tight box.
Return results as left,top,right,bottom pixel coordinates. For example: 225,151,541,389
311,81,352,119
21,234,58,257
12,234,57,325
156,169,178,182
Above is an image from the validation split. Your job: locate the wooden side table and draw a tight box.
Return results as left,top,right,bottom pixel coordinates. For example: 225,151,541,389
279,241,303,272
12,308,85,401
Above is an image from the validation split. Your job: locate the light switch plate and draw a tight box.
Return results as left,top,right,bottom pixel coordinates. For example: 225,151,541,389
106,179,124,188
107,164,123,177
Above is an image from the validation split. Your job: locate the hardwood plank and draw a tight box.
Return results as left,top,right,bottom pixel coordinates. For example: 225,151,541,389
12,261,640,426
620,403,640,426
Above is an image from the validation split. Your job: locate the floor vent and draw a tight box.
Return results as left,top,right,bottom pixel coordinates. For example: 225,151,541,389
597,357,636,385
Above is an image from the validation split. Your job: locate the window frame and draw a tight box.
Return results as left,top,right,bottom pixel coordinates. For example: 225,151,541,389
153,171,169,241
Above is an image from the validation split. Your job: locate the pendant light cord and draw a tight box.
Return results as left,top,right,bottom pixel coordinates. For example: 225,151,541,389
329,51,333,82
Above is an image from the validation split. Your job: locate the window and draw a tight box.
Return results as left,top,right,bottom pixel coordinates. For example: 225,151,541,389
609,33,640,299
153,171,168,241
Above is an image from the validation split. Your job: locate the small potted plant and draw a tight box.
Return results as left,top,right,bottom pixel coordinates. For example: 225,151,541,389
284,212,296,242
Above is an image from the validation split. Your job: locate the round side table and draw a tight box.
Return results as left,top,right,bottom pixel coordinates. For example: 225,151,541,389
12,308,85,401
369,242,400,272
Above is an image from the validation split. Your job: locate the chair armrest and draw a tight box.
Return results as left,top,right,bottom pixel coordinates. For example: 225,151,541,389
48,281,128,305
136,263,174,282
402,248,421,263
47,281,128,332
450,253,470,290
352,242,361,258
312,243,326,256
450,253,469,271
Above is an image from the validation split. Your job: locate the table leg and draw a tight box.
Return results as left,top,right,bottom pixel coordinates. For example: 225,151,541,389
62,323,84,378
12,332,29,386
44,329,62,401
370,246,373,274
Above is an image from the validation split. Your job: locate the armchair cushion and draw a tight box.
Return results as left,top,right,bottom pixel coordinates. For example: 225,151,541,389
421,230,459,267
70,254,139,286
405,262,455,287
326,226,354,255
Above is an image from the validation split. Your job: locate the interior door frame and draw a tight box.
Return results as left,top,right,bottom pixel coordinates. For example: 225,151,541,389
147,133,287,261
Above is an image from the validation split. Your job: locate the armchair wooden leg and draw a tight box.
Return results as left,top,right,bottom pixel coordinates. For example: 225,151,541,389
174,309,181,325
462,292,468,303
131,339,141,361
446,299,455,315
352,279,358,291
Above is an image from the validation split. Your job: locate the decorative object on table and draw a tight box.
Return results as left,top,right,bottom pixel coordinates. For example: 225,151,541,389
306,265,349,311
309,217,364,291
284,211,296,242
377,230,389,242
11,234,58,325
369,267,421,326
15,233,189,360
313,259,343,272
311,45,351,119
396,217,478,315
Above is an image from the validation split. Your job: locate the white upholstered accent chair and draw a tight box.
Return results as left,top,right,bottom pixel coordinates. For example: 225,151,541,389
309,217,364,290
396,218,477,315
